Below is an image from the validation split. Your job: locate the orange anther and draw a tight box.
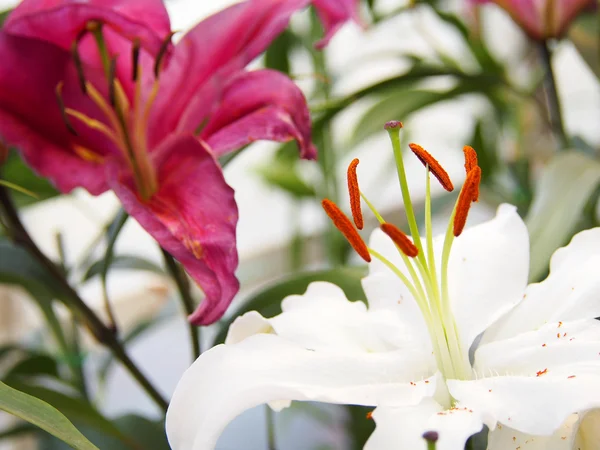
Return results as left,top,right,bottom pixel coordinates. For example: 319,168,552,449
453,166,481,237
463,146,479,202
408,143,454,192
347,159,364,230
322,199,371,262
463,146,478,173
366,411,374,420
380,223,418,257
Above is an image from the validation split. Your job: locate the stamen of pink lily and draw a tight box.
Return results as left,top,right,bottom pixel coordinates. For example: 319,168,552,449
0,0,357,325
470,0,596,39
166,126,600,449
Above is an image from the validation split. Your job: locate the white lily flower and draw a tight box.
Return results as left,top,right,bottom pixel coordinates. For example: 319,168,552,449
166,124,600,450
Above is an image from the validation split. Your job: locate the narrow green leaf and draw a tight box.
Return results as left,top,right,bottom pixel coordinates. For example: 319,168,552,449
6,381,135,448
526,151,600,281
0,380,98,450
213,267,367,345
1,151,60,207
83,255,164,281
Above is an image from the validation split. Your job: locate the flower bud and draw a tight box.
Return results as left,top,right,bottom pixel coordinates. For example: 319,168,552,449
471,0,595,40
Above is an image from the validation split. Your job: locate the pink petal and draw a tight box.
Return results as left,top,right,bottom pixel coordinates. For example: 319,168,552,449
198,70,317,160
4,0,171,57
109,135,239,326
0,32,111,194
312,0,362,49
150,0,353,143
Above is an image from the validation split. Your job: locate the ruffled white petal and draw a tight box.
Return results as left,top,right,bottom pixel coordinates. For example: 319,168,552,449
474,319,600,377
448,373,600,435
447,204,529,362
227,282,432,353
166,334,437,450
487,414,579,450
484,228,600,343
365,399,483,450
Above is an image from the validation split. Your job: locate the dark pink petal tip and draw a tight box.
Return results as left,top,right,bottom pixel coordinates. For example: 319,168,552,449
109,135,240,326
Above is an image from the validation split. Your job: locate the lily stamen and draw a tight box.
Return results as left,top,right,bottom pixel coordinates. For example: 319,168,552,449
347,158,363,230
131,39,141,82
55,82,78,136
408,143,454,192
453,166,481,237
463,145,478,174
154,32,175,77
380,223,418,257
321,199,371,262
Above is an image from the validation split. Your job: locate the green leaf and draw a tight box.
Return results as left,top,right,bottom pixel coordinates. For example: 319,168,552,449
1,151,60,207
6,381,135,448
350,83,485,145
526,151,600,281
213,267,368,345
265,29,298,74
0,380,98,450
83,255,164,281
5,354,59,380
256,161,316,198
41,415,168,450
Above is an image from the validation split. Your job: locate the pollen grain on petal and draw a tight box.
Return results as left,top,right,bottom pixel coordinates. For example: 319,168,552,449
453,166,481,237
347,158,364,230
380,222,418,257
322,199,371,262
409,143,454,192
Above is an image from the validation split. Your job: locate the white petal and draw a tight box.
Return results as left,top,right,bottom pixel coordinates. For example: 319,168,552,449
166,334,437,450
484,228,600,343
365,399,483,450
474,319,600,377
448,373,600,435
229,281,432,354
362,272,432,352
575,409,600,449
448,204,529,360
487,414,579,450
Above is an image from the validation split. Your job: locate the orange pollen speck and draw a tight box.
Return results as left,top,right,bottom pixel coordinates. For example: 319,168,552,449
536,368,548,377
409,143,454,192
380,223,418,257
366,411,374,420
453,166,481,237
347,158,364,230
322,199,371,262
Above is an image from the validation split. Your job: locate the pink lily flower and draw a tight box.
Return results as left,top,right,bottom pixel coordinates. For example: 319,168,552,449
470,0,595,39
0,0,357,325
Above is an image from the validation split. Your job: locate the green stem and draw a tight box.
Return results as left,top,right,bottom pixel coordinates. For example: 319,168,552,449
0,185,168,412
539,40,569,149
69,317,90,402
266,405,276,450
161,249,201,361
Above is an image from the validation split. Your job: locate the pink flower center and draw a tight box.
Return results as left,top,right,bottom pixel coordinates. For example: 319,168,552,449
57,21,172,201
